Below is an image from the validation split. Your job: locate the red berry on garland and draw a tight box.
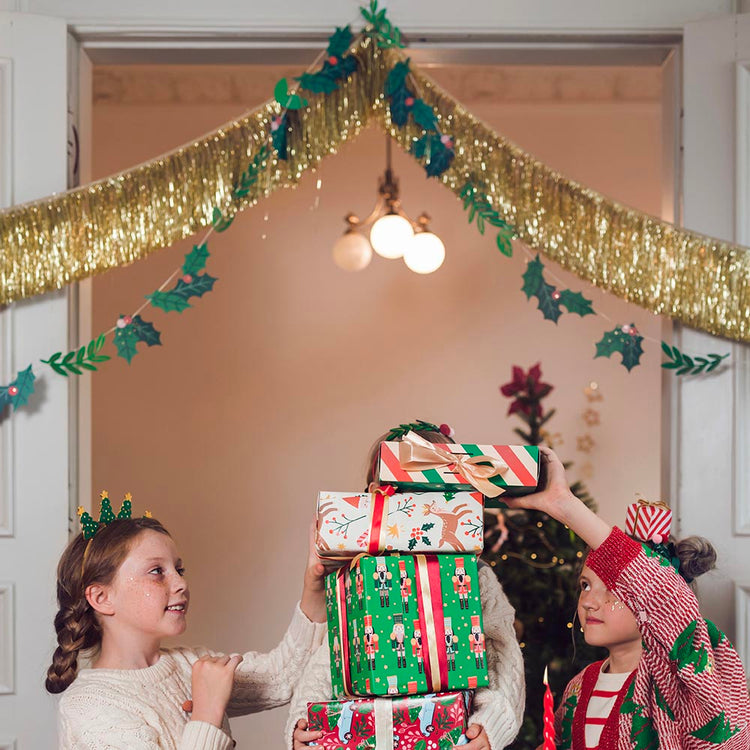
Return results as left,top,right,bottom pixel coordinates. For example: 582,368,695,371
551,291,561,301
123,315,132,325
182,274,193,284
440,134,453,149
328,55,338,65
621,324,631,334
628,326,638,337
270,117,282,132
8,385,18,397
405,96,415,107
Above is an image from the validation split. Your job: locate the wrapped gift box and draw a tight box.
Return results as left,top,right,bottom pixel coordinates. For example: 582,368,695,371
625,499,672,543
326,553,488,697
315,488,484,559
307,691,472,750
377,434,539,506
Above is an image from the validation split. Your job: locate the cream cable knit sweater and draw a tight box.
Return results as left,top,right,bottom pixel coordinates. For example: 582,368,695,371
285,565,525,749
58,604,327,749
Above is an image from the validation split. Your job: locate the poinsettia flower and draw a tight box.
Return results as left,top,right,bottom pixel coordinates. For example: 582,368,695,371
499,363,553,417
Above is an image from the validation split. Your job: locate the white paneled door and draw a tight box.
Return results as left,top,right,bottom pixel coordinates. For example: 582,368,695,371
682,14,750,679
0,13,70,747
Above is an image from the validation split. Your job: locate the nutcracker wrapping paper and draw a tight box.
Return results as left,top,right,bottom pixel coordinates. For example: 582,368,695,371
307,691,472,750
326,553,489,698
315,488,484,559
625,498,672,543
377,431,539,505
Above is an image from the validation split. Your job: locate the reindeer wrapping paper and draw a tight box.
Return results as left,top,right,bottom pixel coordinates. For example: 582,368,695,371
377,440,540,506
315,490,484,559
307,691,472,750
326,554,489,698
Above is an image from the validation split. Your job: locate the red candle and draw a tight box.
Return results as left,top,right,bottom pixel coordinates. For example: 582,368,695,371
543,666,556,749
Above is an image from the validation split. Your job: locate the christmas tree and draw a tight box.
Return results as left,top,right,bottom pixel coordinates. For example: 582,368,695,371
482,363,606,749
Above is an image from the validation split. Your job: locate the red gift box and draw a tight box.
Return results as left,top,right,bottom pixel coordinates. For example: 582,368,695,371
307,692,472,750
625,499,672,543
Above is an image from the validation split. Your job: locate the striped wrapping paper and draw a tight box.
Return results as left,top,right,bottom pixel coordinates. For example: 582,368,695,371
625,500,672,543
377,442,539,507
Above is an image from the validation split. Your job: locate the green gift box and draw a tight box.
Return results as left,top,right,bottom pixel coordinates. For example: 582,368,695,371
377,431,539,507
326,554,489,697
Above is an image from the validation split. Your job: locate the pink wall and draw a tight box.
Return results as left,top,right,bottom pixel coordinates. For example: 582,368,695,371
91,67,663,746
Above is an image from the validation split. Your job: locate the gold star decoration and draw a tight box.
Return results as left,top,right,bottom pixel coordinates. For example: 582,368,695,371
576,434,595,454
583,409,600,427
99,490,109,500
387,524,400,538
580,461,594,479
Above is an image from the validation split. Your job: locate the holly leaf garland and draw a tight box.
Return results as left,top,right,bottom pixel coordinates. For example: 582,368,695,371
558,290,595,317
114,315,162,364
0,365,36,411
296,27,358,96
182,243,209,276
412,133,454,177
660,341,729,376
270,112,289,160
233,145,269,200
522,255,595,325
148,247,218,316
273,77,307,110
42,334,110,376
594,325,644,371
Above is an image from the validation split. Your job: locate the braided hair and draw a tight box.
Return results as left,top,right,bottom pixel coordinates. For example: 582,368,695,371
45,516,169,693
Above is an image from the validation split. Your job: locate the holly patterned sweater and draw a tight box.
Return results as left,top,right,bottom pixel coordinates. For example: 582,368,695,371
554,527,750,749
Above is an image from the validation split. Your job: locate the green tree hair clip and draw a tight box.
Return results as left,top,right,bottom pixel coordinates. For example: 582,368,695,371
77,490,150,540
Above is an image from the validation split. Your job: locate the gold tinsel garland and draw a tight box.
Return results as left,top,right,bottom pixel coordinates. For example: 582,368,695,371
1,38,749,343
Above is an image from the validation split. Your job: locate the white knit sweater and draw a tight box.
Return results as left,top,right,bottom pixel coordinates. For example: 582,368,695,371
285,565,525,749
58,604,327,749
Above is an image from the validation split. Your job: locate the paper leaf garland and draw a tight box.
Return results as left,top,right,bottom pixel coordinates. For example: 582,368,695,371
42,334,110,376
595,325,644,371
182,243,209,276
146,274,217,314
660,341,729,375
460,182,515,257
360,0,404,49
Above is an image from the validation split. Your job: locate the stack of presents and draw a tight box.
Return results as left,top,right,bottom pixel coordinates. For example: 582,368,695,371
310,431,540,749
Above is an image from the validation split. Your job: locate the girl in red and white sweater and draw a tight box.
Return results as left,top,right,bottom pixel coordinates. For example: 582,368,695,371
513,446,749,750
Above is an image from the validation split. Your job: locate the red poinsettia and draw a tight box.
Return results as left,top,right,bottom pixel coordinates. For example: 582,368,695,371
499,363,553,418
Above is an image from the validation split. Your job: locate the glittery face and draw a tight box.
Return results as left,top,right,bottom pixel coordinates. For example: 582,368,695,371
107,530,190,640
577,565,639,649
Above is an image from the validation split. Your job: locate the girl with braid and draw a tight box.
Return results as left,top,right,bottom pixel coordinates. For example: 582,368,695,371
289,421,526,750
518,446,749,750
47,498,327,749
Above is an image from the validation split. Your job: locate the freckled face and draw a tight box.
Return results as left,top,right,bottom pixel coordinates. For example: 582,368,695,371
108,530,190,639
577,565,639,649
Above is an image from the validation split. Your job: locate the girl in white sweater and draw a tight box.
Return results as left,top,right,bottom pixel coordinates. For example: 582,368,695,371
289,422,526,750
47,505,327,749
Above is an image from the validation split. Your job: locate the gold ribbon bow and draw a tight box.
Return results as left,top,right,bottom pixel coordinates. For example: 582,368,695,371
398,431,508,498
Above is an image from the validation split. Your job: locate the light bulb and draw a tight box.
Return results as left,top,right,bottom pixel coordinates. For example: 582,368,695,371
332,231,372,271
369,214,414,259
403,231,445,274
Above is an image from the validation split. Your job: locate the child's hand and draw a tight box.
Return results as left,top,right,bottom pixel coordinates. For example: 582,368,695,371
190,653,243,728
300,519,327,623
503,446,573,518
293,718,322,749
459,724,491,750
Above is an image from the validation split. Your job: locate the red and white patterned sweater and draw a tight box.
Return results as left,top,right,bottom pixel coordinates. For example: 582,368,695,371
553,527,750,749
